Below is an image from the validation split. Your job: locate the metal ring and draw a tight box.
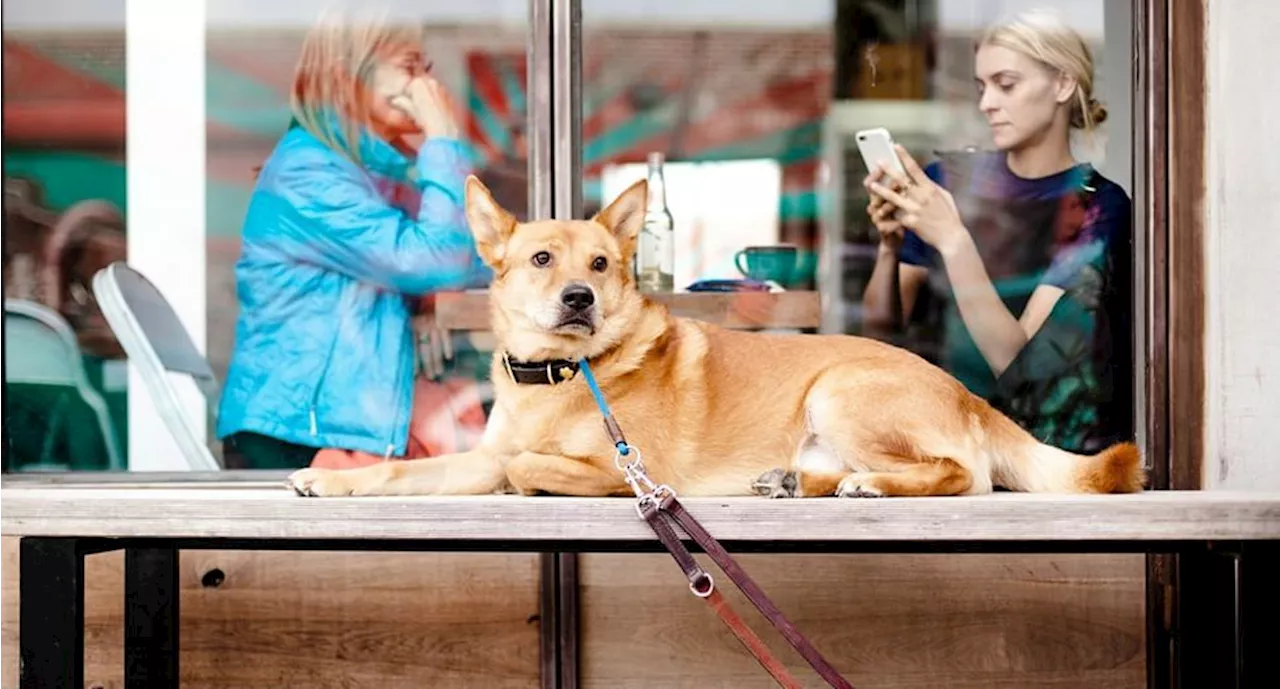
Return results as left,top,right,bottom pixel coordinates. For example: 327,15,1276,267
614,446,643,471
690,572,714,598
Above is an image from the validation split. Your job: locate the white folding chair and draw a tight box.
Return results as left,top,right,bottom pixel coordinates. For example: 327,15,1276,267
3,299,125,471
92,261,223,470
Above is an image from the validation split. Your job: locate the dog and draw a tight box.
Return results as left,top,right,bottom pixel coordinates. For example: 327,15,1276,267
286,176,1144,499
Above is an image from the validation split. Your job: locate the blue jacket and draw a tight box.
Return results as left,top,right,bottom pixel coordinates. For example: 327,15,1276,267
216,122,491,456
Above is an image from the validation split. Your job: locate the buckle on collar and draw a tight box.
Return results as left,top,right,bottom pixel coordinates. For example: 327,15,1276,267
502,353,579,386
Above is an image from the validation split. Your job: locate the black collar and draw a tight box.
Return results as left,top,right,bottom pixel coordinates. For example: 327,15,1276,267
502,353,581,385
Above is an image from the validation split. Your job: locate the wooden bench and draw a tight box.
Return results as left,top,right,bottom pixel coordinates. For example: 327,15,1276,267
4,477,1278,688
9,291,1274,686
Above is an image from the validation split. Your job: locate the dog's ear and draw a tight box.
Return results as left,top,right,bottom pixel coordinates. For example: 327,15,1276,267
465,175,517,266
591,178,647,252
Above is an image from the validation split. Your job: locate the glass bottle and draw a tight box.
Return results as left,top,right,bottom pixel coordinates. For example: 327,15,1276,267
636,151,675,292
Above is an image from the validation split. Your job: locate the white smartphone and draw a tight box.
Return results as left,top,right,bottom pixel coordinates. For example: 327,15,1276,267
855,127,907,179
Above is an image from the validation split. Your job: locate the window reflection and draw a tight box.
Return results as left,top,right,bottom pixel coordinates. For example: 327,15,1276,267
1,1,1137,473
207,4,526,470
581,0,1134,453
3,0,130,472
1,1,528,472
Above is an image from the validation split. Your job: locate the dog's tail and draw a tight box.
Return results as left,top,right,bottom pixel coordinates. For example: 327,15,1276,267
980,405,1145,494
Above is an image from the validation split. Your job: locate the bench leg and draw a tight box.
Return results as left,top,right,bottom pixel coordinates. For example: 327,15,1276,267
1176,541,1279,688
20,538,85,689
557,553,579,689
539,552,580,689
126,546,181,688
1240,541,1279,688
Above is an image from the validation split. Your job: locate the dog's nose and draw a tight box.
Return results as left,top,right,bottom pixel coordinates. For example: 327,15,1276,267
560,284,595,311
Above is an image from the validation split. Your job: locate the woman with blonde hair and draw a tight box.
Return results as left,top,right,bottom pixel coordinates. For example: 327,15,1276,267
217,9,491,468
861,9,1133,454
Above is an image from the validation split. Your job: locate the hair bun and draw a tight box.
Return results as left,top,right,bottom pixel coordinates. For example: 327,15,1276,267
1071,97,1108,129
1089,98,1108,126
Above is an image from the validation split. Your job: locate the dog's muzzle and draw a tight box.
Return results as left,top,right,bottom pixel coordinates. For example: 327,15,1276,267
554,283,597,332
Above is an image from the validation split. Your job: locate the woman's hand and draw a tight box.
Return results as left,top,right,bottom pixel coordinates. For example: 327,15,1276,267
863,166,906,251
391,77,459,140
867,145,969,256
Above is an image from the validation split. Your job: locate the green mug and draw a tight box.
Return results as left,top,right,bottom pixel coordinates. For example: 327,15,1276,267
734,245,799,285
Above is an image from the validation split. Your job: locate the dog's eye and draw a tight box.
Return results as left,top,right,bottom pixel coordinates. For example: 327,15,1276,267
531,251,552,267
591,256,608,272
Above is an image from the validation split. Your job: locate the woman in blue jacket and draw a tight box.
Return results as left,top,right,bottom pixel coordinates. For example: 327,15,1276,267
216,15,490,468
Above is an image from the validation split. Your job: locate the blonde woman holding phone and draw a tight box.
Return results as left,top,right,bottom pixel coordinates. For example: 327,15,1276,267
217,10,491,469
861,10,1133,455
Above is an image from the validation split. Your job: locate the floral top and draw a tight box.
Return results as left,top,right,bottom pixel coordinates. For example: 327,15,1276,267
897,150,1134,453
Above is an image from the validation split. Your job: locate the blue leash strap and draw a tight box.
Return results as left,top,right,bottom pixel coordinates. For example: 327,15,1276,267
578,359,631,456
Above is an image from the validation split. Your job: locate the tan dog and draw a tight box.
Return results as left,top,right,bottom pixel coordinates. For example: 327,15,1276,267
287,177,1144,499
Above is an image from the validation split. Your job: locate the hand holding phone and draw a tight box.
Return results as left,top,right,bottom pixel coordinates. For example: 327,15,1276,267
857,128,909,245
855,128,907,181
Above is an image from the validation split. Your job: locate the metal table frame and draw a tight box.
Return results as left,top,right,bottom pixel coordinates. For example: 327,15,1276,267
17,534,1278,689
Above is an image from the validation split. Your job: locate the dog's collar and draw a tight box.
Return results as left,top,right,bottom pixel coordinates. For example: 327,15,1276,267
501,353,581,385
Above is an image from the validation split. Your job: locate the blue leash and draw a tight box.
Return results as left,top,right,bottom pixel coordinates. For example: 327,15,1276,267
578,359,631,457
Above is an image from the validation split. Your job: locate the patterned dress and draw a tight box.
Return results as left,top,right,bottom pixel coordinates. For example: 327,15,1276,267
897,150,1135,453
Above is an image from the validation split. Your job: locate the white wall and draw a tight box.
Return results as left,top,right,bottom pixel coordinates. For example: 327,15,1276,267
1204,0,1280,489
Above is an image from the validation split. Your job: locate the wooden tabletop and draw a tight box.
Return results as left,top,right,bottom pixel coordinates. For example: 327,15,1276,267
432,290,822,331
3,485,1278,543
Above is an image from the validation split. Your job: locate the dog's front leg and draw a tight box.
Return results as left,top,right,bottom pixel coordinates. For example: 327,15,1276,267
505,452,629,497
288,449,508,497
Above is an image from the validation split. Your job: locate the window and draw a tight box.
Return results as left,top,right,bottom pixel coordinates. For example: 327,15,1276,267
4,0,130,472
2,0,1151,475
2,0,531,473
580,0,1138,456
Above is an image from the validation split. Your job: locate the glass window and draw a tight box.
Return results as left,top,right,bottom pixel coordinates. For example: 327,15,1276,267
3,0,531,473
3,0,130,472
0,0,1143,474
580,0,1137,455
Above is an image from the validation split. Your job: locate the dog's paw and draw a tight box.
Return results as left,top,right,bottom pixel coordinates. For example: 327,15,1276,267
752,468,797,498
287,468,355,497
836,474,885,498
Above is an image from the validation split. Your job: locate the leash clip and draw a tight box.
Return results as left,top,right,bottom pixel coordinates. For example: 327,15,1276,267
616,447,656,498
616,446,678,516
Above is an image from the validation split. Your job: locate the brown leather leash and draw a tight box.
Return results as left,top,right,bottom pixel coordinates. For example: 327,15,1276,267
578,360,855,689
637,493,806,688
